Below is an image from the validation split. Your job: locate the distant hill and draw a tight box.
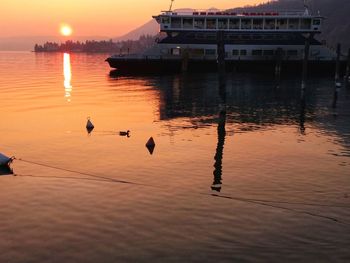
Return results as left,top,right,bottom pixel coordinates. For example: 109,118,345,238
113,9,202,41
114,20,159,41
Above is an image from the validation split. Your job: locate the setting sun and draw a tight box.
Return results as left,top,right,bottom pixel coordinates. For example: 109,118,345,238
60,24,73,36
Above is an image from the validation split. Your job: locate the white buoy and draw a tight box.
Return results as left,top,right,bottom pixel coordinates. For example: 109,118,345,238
86,117,94,131
0,153,12,166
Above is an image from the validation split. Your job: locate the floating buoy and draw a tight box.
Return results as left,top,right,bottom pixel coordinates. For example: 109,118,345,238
145,137,155,155
119,130,130,137
0,153,13,167
86,117,94,133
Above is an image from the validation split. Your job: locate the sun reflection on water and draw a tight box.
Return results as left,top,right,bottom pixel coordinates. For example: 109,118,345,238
63,53,72,101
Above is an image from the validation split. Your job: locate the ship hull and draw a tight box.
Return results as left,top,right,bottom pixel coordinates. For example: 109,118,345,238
106,57,346,76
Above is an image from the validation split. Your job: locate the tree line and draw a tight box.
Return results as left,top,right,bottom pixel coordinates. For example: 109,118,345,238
34,35,157,53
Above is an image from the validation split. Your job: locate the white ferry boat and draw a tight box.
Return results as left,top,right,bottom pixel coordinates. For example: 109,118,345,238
106,2,342,74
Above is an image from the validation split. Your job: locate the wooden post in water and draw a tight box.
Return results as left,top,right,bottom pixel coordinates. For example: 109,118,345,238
301,34,311,92
345,48,350,88
275,48,283,87
332,43,342,108
217,31,226,74
181,48,189,73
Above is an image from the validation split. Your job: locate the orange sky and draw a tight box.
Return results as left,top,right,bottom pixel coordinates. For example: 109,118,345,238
0,0,265,37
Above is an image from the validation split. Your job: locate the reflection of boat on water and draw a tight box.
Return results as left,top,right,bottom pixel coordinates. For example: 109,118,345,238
152,73,350,190
108,69,350,191
106,2,345,74
110,72,349,148
155,74,316,130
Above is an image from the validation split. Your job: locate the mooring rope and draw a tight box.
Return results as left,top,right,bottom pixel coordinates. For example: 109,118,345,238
6,157,350,226
13,157,155,188
207,194,350,226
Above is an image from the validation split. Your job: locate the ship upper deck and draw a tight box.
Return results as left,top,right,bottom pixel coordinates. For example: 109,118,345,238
153,9,323,33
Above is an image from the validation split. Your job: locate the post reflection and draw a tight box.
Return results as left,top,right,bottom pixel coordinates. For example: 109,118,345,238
212,75,227,192
63,53,72,101
299,86,306,135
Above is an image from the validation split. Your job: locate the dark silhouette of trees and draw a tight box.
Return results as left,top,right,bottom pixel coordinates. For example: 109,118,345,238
34,35,156,53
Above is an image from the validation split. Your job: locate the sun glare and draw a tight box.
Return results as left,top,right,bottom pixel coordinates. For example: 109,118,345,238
60,25,73,36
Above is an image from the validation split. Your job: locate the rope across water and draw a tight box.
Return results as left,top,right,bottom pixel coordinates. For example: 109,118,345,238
13,157,153,187
6,157,350,226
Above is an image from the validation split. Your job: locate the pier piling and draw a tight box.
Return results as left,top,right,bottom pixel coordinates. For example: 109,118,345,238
302,34,312,91
217,31,226,74
275,48,283,87
345,48,350,88
332,43,341,108
181,48,189,73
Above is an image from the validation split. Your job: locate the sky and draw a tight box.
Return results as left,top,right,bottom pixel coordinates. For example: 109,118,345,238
0,0,264,38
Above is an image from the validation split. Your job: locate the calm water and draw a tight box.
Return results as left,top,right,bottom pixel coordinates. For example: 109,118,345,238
0,51,350,262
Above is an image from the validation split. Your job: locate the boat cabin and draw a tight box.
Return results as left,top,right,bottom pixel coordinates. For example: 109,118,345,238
153,11,323,33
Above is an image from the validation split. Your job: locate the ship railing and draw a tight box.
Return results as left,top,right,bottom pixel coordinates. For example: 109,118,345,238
161,10,312,17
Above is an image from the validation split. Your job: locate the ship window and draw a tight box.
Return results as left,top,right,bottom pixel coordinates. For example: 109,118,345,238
205,49,216,55
300,19,311,29
241,19,252,29
229,19,240,29
171,48,181,56
287,50,298,56
185,33,195,39
196,33,205,39
183,18,193,29
265,19,275,30
190,49,205,57
160,48,168,55
232,49,239,56
313,19,321,25
263,50,274,56
275,34,283,40
288,19,299,29
206,19,217,29
218,19,228,29
253,19,263,29
229,35,239,40
252,34,263,40
240,50,247,56
276,19,287,30
252,50,263,56
171,17,182,28
194,18,205,29
207,34,216,40
161,17,170,24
